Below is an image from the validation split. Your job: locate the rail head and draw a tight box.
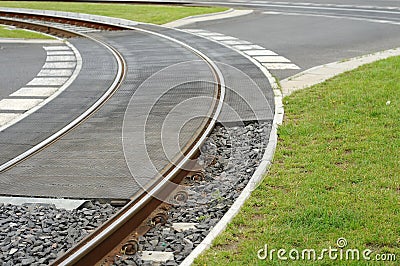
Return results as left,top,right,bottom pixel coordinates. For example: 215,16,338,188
0,10,226,266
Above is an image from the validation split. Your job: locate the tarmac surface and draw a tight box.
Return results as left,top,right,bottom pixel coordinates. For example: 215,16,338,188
2,0,399,200
181,0,400,79
0,26,273,200
0,42,46,99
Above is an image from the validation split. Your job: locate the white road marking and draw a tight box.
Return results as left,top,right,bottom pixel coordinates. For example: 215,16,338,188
184,29,206,33
0,43,81,132
27,77,69,86
10,87,59,97
0,113,20,126
43,62,76,68
43,46,71,51
262,63,301,69
46,55,76,62
196,32,224,36
254,55,291,63
233,44,265,50
184,29,300,70
210,35,238,41
0,99,44,111
46,51,74,56
244,50,278,56
220,40,251,45
38,69,74,77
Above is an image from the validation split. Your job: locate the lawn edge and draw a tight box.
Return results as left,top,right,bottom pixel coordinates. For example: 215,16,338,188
180,32,283,266
182,46,400,265
281,47,400,97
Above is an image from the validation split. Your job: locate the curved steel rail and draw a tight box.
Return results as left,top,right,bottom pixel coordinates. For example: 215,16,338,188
0,11,226,265
0,16,127,173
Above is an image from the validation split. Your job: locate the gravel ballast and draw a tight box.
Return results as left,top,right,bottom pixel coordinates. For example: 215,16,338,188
0,121,270,266
114,121,272,265
0,201,118,265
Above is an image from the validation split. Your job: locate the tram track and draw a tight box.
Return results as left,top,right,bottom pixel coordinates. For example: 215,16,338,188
0,10,226,265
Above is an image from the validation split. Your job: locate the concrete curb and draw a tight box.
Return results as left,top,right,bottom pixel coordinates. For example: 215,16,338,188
281,47,400,97
163,8,253,28
180,31,282,266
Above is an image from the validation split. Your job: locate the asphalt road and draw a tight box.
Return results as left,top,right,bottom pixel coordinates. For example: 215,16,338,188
179,0,400,79
0,42,46,99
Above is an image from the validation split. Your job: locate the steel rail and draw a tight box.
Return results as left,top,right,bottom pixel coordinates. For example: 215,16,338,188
54,24,226,266
0,16,126,173
0,11,226,265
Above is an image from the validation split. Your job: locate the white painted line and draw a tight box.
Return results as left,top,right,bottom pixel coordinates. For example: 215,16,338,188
262,63,301,69
0,196,86,210
263,11,283,15
140,251,174,262
46,51,74,56
172,223,198,232
0,113,20,126
254,55,292,63
244,49,278,56
183,29,206,33
43,62,76,68
37,69,74,77
0,40,82,132
233,44,264,50
210,35,238,41
27,77,69,86
164,9,253,28
43,46,70,51
196,32,224,36
10,87,59,97
46,55,76,62
220,40,251,45
0,99,44,111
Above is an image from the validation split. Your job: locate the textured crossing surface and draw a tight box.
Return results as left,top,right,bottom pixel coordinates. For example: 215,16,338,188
0,25,274,200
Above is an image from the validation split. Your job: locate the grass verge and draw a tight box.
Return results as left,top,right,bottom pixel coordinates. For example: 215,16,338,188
195,56,400,265
0,1,227,25
0,25,53,38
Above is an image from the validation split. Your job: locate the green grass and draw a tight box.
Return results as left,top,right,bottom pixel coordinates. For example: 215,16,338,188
0,1,227,25
0,25,53,38
196,57,400,265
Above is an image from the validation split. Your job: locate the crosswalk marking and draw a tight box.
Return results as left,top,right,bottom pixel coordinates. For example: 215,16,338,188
0,99,44,111
262,63,300,70
233,44,265,50
27,77,69,86
10,87,59,97
254,55,291,63
46,55,76,62
38,69,74,77
46,51,75,56
184,29,301,71
220,40,251,45
43,46,70,51
243,50,277,56
209,35,238,41
0,44,79,128
43,62,76,68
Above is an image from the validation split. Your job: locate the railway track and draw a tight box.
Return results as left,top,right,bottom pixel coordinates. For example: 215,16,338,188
0,10,226,265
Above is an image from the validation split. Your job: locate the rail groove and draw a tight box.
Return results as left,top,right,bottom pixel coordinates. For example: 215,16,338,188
0,11,226,265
